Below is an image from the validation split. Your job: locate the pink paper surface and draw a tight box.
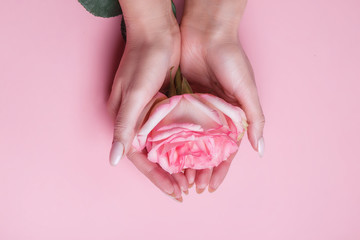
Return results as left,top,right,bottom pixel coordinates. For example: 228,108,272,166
1,0,359,239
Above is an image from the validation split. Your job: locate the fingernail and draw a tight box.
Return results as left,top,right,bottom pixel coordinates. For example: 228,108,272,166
258,137,265,158
196,187,205,194
189,183,194,189
208,187,217,193
174,196,183,203
169,192,177,198
109,142,124,166
167,192,183,203
180,186,189,195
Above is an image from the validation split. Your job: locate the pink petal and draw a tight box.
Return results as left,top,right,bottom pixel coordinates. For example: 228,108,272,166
136,95,183,150
183,94,222,126
132,92,168,151
199,94,248,138
148,123,203,142
157,95,221,131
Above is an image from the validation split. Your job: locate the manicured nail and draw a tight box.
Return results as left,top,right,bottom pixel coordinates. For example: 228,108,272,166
167,192,183,203
174,196,183,203
258,137,265,158
109,142,124,166
196,187,205,194
189,183,194,189
169,192,177,198
208,187,217,193
181,186,189,195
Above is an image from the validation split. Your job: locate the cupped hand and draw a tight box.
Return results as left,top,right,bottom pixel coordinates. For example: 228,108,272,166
180,0,265,193
107,0,188,201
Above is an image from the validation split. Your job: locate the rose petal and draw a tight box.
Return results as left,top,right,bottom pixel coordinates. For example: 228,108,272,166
157,95,221,131
183,94,222,126
199,94,247,135
136,95,182,150
148,123,203,142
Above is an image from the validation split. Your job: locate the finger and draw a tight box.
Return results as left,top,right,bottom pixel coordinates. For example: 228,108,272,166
169,174,183,202
208,152,236,193
107,59,131,120
109,77,166,166
109,90,153,166
235,72,265,158
127,151,175,196
195,168,213,194
172,172,189,195
108,46,177,166
185,168,196,187
234,51,265,157
211,45,265,157
106,45,126,119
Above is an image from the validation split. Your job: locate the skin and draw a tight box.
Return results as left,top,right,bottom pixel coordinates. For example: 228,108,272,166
108,0,186,201
108,0,265,201
180,0,265,193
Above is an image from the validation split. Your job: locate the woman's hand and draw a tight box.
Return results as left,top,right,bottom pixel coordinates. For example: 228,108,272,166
107,0,188,201
180,0,265,193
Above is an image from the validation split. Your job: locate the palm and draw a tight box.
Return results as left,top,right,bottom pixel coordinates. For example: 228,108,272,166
180,25,254,106
108,26,189,200
179,23,256,192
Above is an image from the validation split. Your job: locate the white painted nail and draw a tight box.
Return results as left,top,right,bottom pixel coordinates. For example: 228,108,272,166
109,142,124,166
172,196,183,203
162,191,181,202
258,137,265,158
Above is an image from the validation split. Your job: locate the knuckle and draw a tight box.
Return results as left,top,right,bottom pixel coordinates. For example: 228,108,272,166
127,149,137,160
254,114,265,129
248,112,265,128
113,120,132,142
255,113,265,125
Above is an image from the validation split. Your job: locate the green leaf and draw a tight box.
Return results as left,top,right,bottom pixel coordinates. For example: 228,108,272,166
171,1,177,17
167,67,194,96
168,67,177,97
175,68,182,95
121,15,126,41
181,77,193,94
78,0,122,18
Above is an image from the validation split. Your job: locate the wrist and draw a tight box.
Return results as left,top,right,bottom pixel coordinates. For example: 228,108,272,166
182,0,247,36
119,0,178,41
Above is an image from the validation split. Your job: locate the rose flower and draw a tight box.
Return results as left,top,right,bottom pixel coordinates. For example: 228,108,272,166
132,92,248,174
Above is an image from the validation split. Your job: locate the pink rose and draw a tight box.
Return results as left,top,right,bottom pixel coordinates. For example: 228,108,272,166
132,93,248,174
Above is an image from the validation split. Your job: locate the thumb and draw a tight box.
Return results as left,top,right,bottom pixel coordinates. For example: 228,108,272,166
210,45,265,157
242,96,265,157
235,73,265,157
109,91,150,166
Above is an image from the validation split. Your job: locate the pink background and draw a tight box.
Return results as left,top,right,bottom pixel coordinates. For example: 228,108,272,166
1,0,360,239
